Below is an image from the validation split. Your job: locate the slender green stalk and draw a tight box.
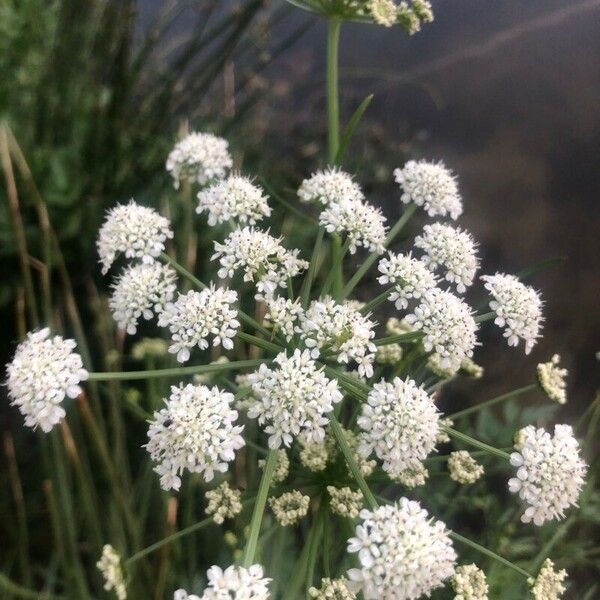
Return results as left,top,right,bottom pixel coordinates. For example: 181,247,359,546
326,18,341,164
301,227,325,308
261,178,317,224
237,331,283,354
444,426,511,460
160,252,272,338
342,203,418,299
242,449,279,567
0,573,65,600
359,287,394,315
330,417,377,509
88,358,270,381
475,311,496,323
373,330,422,346
305,508,325,593
448,384,537,420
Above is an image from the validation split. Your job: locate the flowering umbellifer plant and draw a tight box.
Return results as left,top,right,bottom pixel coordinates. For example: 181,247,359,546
4,3,589,600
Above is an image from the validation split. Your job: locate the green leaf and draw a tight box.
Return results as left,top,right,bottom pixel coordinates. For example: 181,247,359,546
334,93,373,165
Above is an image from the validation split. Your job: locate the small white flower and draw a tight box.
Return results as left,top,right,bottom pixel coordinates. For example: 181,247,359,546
264,297,303,342
415,223,479,293
529,559,567,600
448,451,484,485
357,377,440,479
205,482,243,524
377,251,437,309
508,424,586,526
97,200,173,274
537,354,567,404
269,490,310,526
347,499,456,599
368,0,397,27
158,286,240,363
319,197,387,255
406,287,478,373
166,132,232,189
451,564,489,600
298,168,364,206
309,578,356,599
212,227,308,300
196,174,271,226
247,350,342,449
145,384,244,491
176,563,271,600
301,298,377,378
97,544,127,600
109,263,177,334
328,486,364,518
394,160,462,219
6,329,88,432
394,463,429,488
481,273,543,354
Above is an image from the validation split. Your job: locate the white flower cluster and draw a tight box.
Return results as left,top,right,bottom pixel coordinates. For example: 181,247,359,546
327,486,363,518
365,0,433,32
301,298,377,377
205,482,243,524
175,564,271,600
158,286,239,363
375,343,402,365
298,168,363,206
109,263,177,334
529,559,567,600
166,132,232,189
6,329,88,432
269,490,310,526
377,251,437,309
508,424,586,525
448,451,484,485
451,564,488,600
146,384,244,491
415,223,479,293
537,354,567,404
247,350,342,448
481,273,543,354
394,159,462,219
264,297,303,341
309,578,356,600
347,499,456,599
299,437,330,472
212,227,308,299
395,463,429,489
97,544,127,600
320,197,387,255
97,201,173,274
357,377,440,479
406,287,478,372
197,175,271,226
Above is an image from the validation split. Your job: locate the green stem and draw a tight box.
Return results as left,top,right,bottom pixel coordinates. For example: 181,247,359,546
242,449,278,567
444,426,511,460
448,384,537,420
88,358,270,382
475,311,496,323
326,18,341,164
373,330,422,346
342,203,418,299
301,227,325,308
360,287,394,315
237,331,283,354
330,417,377,509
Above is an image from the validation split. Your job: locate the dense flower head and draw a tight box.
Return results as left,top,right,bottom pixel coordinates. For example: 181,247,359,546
394,463,429,488
508,424,586,525
481,273,543,354
537,354,567,404
451,564,489,600
529,559,567,600
146,383,244,491
166,132,232,189
394,159,462,219
264,297,303,342
269,490,310,526
212,227,308,299
448,451,484,485
375,343,402,365
377,251,437,309
175,564,271,600
406,287,478,372
246,350,342,448
309,578,356,599
205,482,243,525
197,175,271,226
97,201,173,274
347,499,456,599
301,298,377,377
157,286,239,363
298,168,364,206
327,486,364,518
97,545,127,600
357,377,440,478
6,328,88,432
319,197,387,255
415,223,479,293
109,263,177,334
